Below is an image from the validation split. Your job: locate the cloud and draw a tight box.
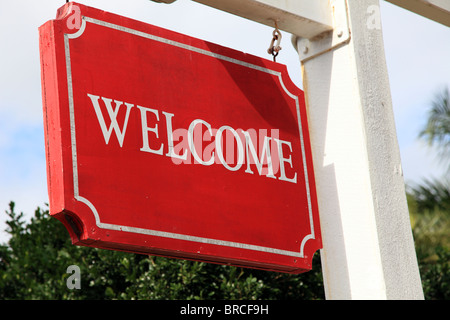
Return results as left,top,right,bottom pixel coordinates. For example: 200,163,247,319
380,2,450,117
399,139,445,185
0,110,48,243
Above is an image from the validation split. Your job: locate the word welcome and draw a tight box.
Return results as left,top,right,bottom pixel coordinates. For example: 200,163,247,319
87,93,298,184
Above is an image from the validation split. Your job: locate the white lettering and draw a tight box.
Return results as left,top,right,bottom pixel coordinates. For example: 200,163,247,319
215,126,244,172
88,93,299,184
180,304,214,317
224,304,269,315
188,119,214,166
243,131,276,179
163,111,187,160
274,138,297,183
87,93,134,147
137,105,163,155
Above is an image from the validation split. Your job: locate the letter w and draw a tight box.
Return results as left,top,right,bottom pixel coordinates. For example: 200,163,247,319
87,94,134,147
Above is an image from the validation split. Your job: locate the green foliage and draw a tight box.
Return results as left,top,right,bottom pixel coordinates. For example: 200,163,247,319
407,84,450,300
419,86,450,168
408,193,450,300
0,201,324,300
1,196,448,300
408,178,450,213
419,247,450,300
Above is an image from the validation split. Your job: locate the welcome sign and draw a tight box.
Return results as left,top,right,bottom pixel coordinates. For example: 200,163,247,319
39,2,321,273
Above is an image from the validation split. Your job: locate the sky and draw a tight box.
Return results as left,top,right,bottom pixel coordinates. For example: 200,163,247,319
0,0,449,241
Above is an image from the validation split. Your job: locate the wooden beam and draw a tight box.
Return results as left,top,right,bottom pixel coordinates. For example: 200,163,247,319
190,0,333,38
385,0,450,27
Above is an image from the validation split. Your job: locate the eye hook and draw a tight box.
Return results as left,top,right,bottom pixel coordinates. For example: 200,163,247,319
267,21,282,62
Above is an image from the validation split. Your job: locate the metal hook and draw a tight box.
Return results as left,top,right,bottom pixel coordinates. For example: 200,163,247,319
268,21,282,62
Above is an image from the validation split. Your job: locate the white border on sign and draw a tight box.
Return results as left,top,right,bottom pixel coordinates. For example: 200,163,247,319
64,15,316,258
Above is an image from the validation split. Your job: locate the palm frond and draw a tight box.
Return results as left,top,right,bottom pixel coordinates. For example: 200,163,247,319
408,177,450,214
419,86,450,168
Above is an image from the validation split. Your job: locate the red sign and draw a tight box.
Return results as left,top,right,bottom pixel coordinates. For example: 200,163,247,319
39,2,321,273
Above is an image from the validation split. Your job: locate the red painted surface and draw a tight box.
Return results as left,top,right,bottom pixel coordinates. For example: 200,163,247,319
39,2,321,273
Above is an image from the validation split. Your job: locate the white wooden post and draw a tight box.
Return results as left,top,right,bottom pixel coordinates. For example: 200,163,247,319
294,0,424,300
153,0,427,299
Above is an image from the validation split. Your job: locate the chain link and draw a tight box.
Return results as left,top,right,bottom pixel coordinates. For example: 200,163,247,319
267,23,282,62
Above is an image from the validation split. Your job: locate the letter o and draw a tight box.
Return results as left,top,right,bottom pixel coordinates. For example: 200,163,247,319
215,126,244,171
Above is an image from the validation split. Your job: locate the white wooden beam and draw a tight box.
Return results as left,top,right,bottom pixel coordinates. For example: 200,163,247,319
385,0,450,27
190,0,333,38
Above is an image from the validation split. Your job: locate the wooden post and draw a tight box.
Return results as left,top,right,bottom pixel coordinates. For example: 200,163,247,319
294,0,423,299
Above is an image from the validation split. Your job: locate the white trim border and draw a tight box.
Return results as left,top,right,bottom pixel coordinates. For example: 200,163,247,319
64,16,317,258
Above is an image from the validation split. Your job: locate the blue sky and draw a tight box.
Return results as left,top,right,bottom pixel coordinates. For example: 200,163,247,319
0,0,449,241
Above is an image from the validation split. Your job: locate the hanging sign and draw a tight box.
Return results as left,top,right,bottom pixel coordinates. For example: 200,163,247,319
39,2,321,273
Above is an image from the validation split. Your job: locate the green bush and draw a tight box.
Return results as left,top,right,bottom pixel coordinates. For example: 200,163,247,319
1,198,448,300
408,191,450,300
0,202,324,300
